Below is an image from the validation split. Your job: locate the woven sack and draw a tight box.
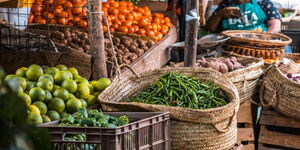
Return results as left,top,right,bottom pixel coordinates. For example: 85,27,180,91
98,67,239,150
260,64,300,120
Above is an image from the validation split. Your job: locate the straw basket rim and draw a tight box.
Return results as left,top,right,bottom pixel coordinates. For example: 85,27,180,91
271,64,300,87
221,30,292,47
99,67,239,116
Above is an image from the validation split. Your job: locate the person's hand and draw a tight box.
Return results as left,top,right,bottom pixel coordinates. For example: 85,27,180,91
218,7,242,18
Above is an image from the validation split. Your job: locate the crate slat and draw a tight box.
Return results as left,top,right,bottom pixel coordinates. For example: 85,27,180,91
237,101,253,124
243,143,255,150
260,109,300,129
238,128,254,142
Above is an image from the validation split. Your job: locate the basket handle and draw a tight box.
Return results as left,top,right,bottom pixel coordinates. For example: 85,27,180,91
118,64,139,79
213,109,236,133
259,81,275,107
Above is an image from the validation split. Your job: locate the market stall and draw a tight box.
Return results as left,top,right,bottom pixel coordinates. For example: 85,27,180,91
2,0,300,150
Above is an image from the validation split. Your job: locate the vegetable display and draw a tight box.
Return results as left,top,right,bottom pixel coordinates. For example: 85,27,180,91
59,108,129,127
105,33,154,65
196,57,248,73
4,64,111,125
29,0,172,41
128,72,227,109
286,73,300,83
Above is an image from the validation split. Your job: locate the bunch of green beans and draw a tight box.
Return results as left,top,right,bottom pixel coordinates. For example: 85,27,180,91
128,72,228,109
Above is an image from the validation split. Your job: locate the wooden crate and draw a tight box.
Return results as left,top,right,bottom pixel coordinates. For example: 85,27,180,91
237,100,255,150
230,141,244,150
258,108,300,150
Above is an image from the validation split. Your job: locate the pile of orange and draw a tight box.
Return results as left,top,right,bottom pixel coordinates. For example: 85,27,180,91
29,0,88,28
102,0,172,41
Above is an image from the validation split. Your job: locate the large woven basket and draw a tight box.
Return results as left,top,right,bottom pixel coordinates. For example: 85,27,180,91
171,53,263,103
260,64,300,120
98,67,239,150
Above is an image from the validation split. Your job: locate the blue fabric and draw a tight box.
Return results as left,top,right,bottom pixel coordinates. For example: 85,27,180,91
285,45,293,53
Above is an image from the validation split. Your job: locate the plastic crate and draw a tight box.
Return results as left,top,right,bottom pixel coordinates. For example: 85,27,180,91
282,29,300,53
41,112,170,150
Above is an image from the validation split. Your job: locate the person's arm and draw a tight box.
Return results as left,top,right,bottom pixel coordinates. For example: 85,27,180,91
258,0,282,33
206,7,241,33
267,19,281,33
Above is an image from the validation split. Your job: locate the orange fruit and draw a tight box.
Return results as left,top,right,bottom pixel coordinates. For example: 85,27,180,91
111,23,119,30
125,13,134,20
128,26,135,33
119,1,127,6
73,17,81,22
164,17,171,23
161,25,169,34
49,19,57,24
57,18,68,25
58,11,68,18
146,30,155,37
122,20,132,27
77,20,87,28
137,28,146,36
118,26,128,33
73,7,83,15
42,11,54,19
64,1,73,8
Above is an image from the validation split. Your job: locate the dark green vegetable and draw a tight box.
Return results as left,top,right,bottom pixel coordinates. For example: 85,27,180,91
128,72,227,109
61,114,75,124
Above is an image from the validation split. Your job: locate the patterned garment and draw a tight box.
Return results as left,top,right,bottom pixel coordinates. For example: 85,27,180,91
215,0,281,20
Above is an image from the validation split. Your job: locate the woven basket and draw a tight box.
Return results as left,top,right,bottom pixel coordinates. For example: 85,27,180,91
260,64,300,120
281,53,300,62
171,54,263,103
98,67,239,150
221,30,292,47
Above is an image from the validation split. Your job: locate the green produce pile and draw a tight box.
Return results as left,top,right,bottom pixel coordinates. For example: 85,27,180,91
3,64,111,125
59,108,129,128
128,72,228,109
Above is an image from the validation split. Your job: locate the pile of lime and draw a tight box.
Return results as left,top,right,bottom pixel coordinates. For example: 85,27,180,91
4,64,111,125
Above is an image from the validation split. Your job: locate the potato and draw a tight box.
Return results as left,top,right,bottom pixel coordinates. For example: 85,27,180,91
129,53,138,61
137,39,145,47
129,45,137,52
146,40,155,48
118,44,125,50
123,48,130,53
141,45,149,51
207,61,221,71
134,48,144,56
123,59,131,64
224,60,234,71
219,63,229,73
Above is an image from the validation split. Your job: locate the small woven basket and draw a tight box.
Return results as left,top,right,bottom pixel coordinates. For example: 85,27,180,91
98,67,239,150
260,64,300,121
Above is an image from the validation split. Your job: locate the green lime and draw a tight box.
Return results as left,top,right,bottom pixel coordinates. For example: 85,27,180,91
48,98,65,113
68,67,79,76
33,101,48,115
90,81,97,89
18,92,31,106
29,87,46,102
15,67,28,77
61,79,77,93
93,92,100,97
79,99,87,108
55,64,68,71
45,67,59,76
73,74,81,80
75,78,89,85
42,115,51,123
69,93,76,99
66,98,82,113
88,84,94,94
54,71,70,84
37,79,53,91
44,90,52,103
26,64,44,81
76,84,90,99
86,95,96,107
53,85,60,92
28,105,41,115
47,110,60,121
38,74,54,83
95,78,111,91
27,113,43,125
53,88,69,101
26,81,36,91
65,70,73,79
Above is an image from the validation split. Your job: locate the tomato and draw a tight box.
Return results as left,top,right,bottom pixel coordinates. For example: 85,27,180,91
110,8,119,16
137,28,146,36
110,27,115,32
77,20,88,28
164,17,171,23
58,11,68,18
118,6,129,15
103,3,110,8
42,11,54,19
127,1,133,6
118,14,126,22
67,22,74,26
73,17,81,22
56,0,66,6
133,25,139,32
103,25,108,32
111,1,119,8
151,23,158,30
155,32,163,41
153,17,161,24
28,14,34,23
121,20,132,27
111,23,119,30
157,24,161,31
118,26,128,33
44,0,53,5
32,4,43,12
49,19,57,24
54,6,63,15
153,13,161,18
144,24,152,31
73,7,83,15
138,18,149,27
64,1,73,8
127,6,134,12
137,7,145,14
58,18,68,25
113,19,121,25
125,13,134,20
119,1,127,6
71,0,82,5
146,30,155,37
128,26,135,33
161,25,169,34
34,16,46,24
165,22,173,27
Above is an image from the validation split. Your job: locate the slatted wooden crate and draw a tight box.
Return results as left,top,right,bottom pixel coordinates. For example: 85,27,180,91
237,100,255,150
258,108,300,150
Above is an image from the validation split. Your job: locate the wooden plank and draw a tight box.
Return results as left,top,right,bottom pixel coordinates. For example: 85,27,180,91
259,127,300,149
238,128,254,142
260,110,300,129
122,26,177,76
258,144,282,150
184,0,199,67
0,0,22,8
243,144,254,150
237,100,252,124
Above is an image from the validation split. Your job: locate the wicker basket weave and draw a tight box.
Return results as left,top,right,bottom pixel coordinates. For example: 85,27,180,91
260,64,300,121
98,67,239,150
